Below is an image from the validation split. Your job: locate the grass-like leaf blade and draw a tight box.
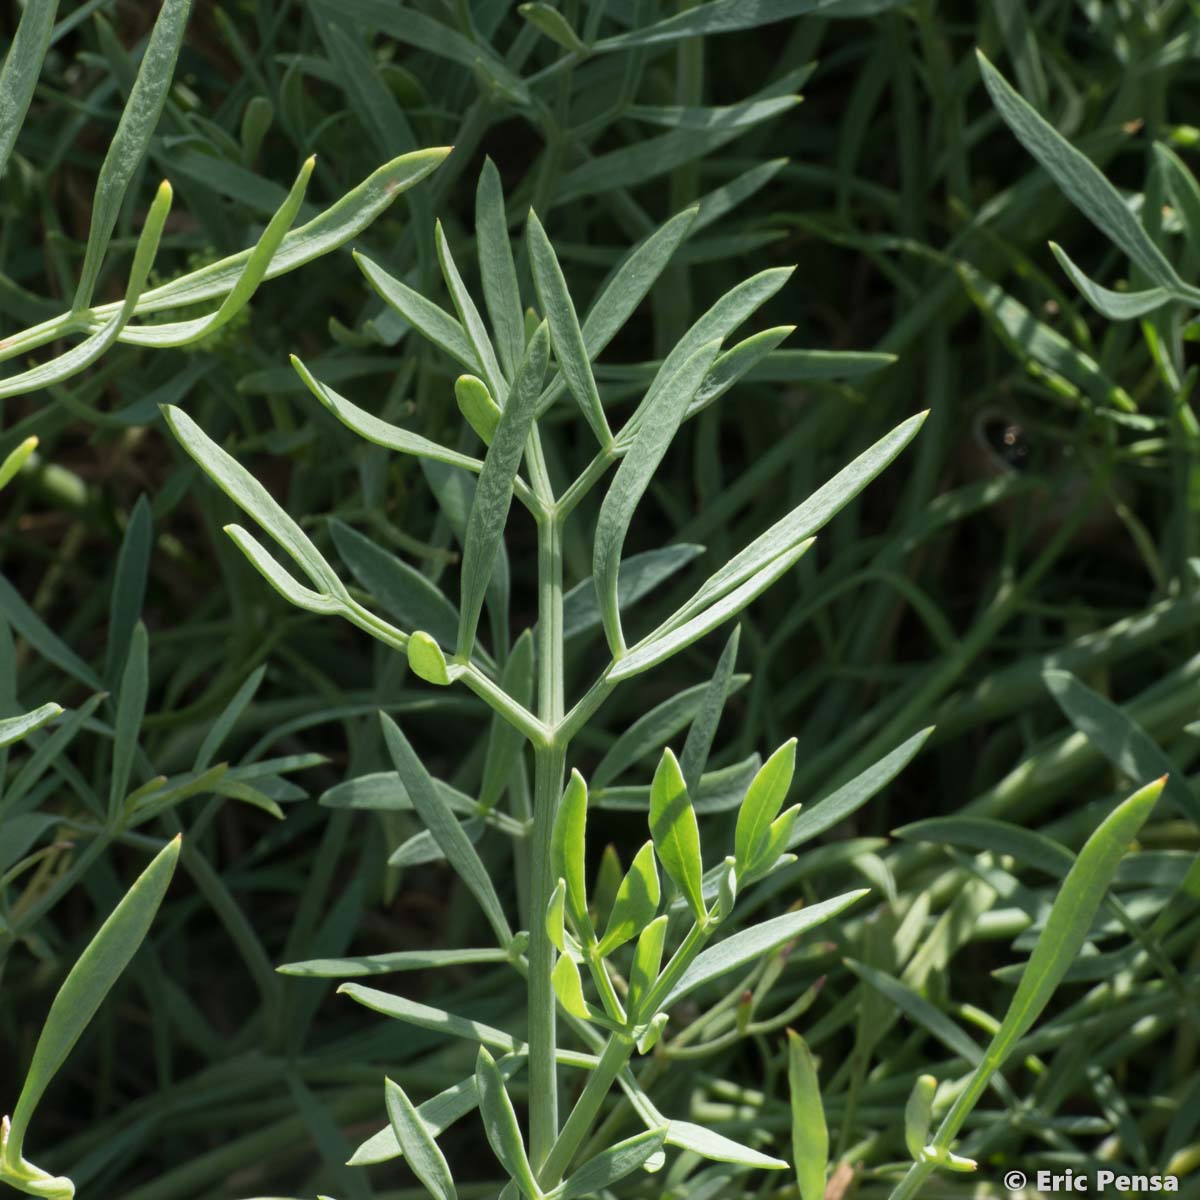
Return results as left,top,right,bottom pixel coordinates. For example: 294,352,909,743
4,836,180,1163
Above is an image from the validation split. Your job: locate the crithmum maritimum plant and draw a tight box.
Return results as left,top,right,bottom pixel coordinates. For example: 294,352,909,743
165,156,931,1195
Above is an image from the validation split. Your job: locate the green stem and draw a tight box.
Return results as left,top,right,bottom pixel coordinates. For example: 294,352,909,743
528,510,567,1171
540,1034,635,1187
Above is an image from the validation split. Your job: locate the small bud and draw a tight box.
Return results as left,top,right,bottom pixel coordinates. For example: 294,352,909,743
455,375,501,444
407,631,450,685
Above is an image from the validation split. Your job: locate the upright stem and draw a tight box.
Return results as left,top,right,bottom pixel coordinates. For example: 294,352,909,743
529,510,566,1170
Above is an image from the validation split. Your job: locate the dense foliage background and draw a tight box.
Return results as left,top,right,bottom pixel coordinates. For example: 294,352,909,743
2,1,1198,1197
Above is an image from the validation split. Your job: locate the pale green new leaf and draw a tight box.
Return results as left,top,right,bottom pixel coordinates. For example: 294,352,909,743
381,714,513,946
981,777,1163,1057
475,1047,543,1199
787,1032,828,1200
559,1129,668,1199
164,405,346,598
457,323,548,657
552,770,590,935
648,749,705,922
551,952,591,1020
595,340,722,656
735,739,797,873
628,915,668,1019
528,211,612,445
597,841,661,957
5,837,181,1164
932,777,1164,1151
384,1077,457,1200
0,437,38,491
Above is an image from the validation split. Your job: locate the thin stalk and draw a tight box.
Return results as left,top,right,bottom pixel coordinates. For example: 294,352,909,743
540,1034,635,1186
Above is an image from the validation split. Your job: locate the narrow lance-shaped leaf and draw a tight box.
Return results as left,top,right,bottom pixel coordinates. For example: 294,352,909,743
0,180,173,400
163,404,346,598
457,323,548,658
905,1075,937,1161
551,952,592,1021
680,625,740,797
1044,668,1200,824
475,1047,544,1199
675,411,927,626
628,915,668,1019
108,622,149,821
4,836,181,1165
559,1129,668,1199
105,495,153,686
787,1032,828,1200
528,210,613,445
384,1077,457,1200
330,518,459,650
552,770,591,935
476,159,525,380
293,356,483,474
977,51,1200,304
735,738,797,874
594,340,722,657
0,704,63,750
662,890,868,1008
619,267,793,444
581,206,698,361
73,0,193,310
597,841,661,957
0,0,58,180
123,156,316,346
436,221,507,402
611,537,814,682
649,749,705,922
355,250,476,367
224,525,345,617
381,714,513,947
933,776,1164,1149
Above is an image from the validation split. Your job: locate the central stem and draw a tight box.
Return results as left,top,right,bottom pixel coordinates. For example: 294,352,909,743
529,508,565,1170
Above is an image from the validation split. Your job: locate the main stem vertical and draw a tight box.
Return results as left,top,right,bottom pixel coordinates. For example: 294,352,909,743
530,509,565,1170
